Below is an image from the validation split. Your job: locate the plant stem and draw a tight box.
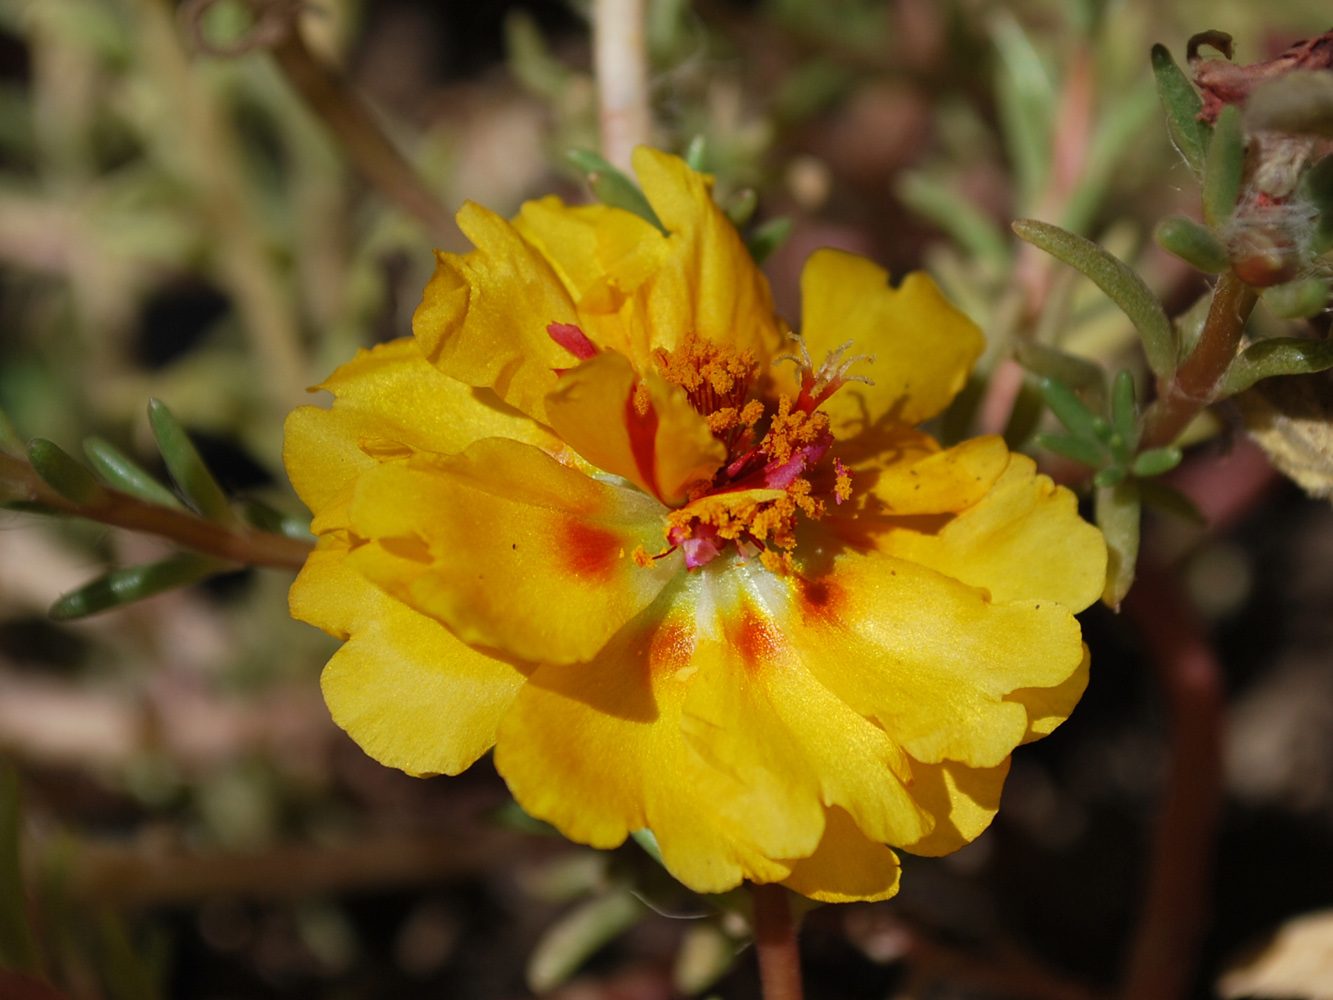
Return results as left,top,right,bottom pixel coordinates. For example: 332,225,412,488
1121,565,1224,1000
1141,271,1257,449
0,451,312,571
593,0,651,173
750,883,804,1000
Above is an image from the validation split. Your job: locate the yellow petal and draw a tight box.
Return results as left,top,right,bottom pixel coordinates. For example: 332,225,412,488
290,537,527,777
345,437,677,665
494,582,804,895
632,147,787,366
413,202,581,423
1009,643,1091,742
786,547,1087,768
284,338,557,532
799,249,983,433
865,435,1010,515
545,352,726,504
870,454,1108,611
898,757,1010,857
779,807,902,903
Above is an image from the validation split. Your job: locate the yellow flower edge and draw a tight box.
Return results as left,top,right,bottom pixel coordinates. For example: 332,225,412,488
284,147,1108,902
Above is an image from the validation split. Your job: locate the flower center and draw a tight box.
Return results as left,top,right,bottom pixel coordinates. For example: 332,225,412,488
635,333,869,573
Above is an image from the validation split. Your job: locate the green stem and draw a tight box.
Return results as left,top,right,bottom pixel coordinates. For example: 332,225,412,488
0,451,312,571
1141,271,1257,450
749,883,804,1000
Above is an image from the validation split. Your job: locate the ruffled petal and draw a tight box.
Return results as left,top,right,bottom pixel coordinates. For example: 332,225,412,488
632,147,788,367
799,249,983,433
284,338,558,532
864,435,1010,515
493,581,805,895
412,202,582,423
899,757,1010,857
779,807,902,903
291,537,527,777
545,351,726,504
784,547,1087,768
344,437,677,665
868,454,1107,611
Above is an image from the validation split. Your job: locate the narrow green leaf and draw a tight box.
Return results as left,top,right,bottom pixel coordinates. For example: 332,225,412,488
895,172,1010,268
1093,466,1127,488
1013,219,1176,377
1132,446,1183,478
630,828,663,866
1034,432,1106,468
0,408,21,457
1150,43,1209,175
1002,378,1045,450
1016,343,1107,399
1302,154,1333,252
992,13,1054,210
1038,376,1104,441
745,216,792,265
1154,216,1229,273
27,439,107,506
236,499,313,541
0,766,41,975
1110,370,1139,450
83,438,185,511
526,891,644,994
98,910,161,1000
1262,277,1331,319
146,400,232,522
684,134,706,171
566,150,667,235
49,554,221,621
723,188,757,229
1218,337,1333,397
1202,104,1245,227
1061,80,1160,235
1096,480,1141,609
1138,479,1206,525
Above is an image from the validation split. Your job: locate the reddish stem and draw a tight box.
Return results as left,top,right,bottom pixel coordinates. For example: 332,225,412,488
750,882,804,1000
1142,271,1257,450
1121,566,1225,1000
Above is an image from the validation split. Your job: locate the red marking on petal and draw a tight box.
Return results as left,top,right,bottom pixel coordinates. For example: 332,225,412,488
647,618,695,676
729,604,784,673
797,574,848,627
625,384,661,500
560,520,622,582
547,322,598,360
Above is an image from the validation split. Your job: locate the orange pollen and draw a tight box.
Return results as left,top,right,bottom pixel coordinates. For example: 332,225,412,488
631,544,654,568
631,380,652,416
654,332,757,416
760,396,829,466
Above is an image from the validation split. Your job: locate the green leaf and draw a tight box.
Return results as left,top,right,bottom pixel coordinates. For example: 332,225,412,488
745,216,792,265
526,891,644,994
27,439,107,506
1096,480,1141,609
1038,376,1105,441
630,828,663,866
1061,80,1160,235
684,134,707,172
1093,466,1127,488
49,554,222,621
83,438,185,511
1013,219,1176,377
146,400,232,522
1034,431,1106,468
895,172,1010,268
566,150,667,235
992,13,1054,210
1016,343,1107,400
1002,378,1045,450
504,11,569,101
1262,277,1331,319
1302,154,1333,252
1202,104,1245,227
0,408,21,457
0,766,41,975
1132,446,1183,478
723,188,757,229
1154,216,1229,273
1218,337,1333,397
98,910,162,1000
1150,43,1209,175
236,499,313,541
1110,370,1140,450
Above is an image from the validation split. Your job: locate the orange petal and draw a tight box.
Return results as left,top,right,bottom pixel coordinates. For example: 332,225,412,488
412,202,581,423
290,537,527,777
284,338,558,532
799,248,983,433
545,352,726,504
345,437,678,665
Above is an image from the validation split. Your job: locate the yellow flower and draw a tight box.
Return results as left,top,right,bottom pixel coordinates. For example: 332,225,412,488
285,148,1107,903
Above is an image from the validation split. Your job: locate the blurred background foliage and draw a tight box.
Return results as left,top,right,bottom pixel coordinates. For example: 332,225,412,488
1,0,1332,998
